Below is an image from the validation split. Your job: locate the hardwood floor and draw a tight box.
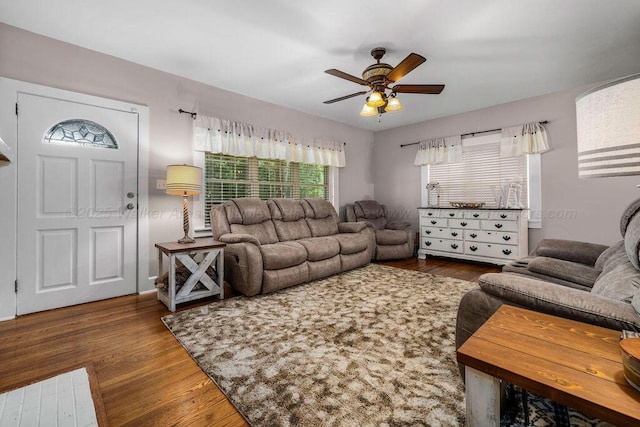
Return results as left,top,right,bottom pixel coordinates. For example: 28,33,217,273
0,257,499,426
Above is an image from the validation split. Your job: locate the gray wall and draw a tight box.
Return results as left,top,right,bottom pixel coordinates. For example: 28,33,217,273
373,85,639,250
0,23,373,318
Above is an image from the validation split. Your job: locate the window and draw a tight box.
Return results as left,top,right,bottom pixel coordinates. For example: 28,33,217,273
44,119,118,149
200,153,331,228
424,133,542,227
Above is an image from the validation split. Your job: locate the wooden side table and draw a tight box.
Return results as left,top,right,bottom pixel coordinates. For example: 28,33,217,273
155,238,225,311
457,305,640,427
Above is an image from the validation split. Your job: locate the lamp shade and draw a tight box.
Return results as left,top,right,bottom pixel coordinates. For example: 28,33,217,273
166,164,202,195
576,73,640,178
385,96,403,112
360,103,378,117
366,91,385,108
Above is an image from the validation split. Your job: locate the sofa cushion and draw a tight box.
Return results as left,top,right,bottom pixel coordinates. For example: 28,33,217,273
229,222,278,245
591,257,640,303
230,198,271,225
621,197,640,237
260,242,307,270
355,200,384,219
302,199,339,237
268,199,312,242
334,233,369,255
269,198,305,221
625,213,640,270
298,237,340,262
595,240,625,270
375,229,409,246
527,257,601,288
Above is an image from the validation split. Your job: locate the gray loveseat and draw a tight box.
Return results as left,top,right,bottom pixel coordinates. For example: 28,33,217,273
345,200,414,260
456,198,640,361
210,197,373,296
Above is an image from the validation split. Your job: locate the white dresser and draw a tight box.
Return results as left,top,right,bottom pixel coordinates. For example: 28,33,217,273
417,208,528,265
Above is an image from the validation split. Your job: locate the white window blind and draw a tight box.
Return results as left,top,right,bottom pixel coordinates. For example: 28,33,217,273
203,153,329,227
428,135,528,208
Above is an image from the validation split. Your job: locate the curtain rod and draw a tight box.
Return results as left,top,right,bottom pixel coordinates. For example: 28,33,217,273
179,108,197,119
399,120,549,148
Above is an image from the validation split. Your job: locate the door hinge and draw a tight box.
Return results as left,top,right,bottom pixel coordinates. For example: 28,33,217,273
14,280,18,293
15,102,18,116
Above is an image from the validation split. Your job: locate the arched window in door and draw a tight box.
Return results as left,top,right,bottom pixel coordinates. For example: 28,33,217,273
44,119,118,149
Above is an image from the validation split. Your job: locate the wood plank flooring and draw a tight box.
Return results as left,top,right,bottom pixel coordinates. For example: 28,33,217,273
0,257,499,426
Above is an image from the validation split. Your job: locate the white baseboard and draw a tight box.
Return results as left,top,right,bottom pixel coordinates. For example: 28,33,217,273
0,315,16,322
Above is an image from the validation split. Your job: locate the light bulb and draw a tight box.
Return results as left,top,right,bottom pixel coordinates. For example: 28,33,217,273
366,91,385,108
385,96,403,112
360,103,377,117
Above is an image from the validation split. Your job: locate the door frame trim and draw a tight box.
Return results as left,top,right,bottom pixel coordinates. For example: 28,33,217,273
0,78,149,318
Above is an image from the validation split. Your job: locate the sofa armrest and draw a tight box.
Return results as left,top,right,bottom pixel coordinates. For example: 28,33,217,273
533,239,609,266
338,222,367,233
478,273,640,331
386,221,411,230
218,233,261,246
527,257,601,288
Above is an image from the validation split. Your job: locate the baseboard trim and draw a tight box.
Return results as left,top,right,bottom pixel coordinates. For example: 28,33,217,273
0,315,16,322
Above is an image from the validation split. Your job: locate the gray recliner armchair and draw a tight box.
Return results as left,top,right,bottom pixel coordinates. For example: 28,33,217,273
456,198,640,365
345,200,414,260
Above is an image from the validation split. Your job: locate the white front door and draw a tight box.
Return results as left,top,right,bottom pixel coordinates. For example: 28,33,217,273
17,93,139,315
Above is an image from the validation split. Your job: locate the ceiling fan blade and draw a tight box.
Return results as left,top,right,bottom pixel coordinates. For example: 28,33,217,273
385,53,426,83
392,84,445,94
323,91,369,104
325,69,370,86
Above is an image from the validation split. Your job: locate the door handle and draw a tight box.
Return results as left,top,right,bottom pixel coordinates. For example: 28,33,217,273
127,192,135,199
126,203,135,210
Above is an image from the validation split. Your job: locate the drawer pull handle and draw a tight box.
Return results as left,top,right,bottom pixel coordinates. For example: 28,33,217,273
451,232,458,237
500,214,507,219
449,213,455,217
494,223,503,229
431,220,437,225
470,233,478,238
428,212,433,216
425,241,432,246
470,245,478,252
460,222,468,227
502,235,511,241
502,249,512,255
451,244,459,249
425,230,431,234
473,213,479,218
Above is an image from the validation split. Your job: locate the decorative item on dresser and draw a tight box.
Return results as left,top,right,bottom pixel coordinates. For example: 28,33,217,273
417,207,528,265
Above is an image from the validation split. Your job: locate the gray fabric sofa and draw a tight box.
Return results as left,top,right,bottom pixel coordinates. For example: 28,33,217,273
345,200,414,260
456,198,640,367
210,197,373,296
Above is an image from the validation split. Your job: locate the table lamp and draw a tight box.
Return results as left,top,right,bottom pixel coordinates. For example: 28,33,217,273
166,164,202,244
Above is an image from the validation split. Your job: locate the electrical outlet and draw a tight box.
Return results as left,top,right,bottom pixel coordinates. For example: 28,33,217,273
156,179,166,190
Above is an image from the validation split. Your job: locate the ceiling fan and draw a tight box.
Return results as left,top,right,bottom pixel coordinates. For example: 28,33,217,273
323,47,445,116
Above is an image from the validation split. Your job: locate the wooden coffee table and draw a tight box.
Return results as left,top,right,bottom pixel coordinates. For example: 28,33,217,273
457,305,640,427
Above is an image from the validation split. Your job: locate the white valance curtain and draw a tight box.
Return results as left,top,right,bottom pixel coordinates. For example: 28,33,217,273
500,122,549,157
414,135,462,166
193,115,346,167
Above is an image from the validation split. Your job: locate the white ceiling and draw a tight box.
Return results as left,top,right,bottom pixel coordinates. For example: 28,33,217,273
1,0,639,131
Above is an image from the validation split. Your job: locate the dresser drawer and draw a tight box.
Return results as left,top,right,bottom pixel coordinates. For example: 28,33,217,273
481,220,520,233
465,211,490,220
489,211,520,221
422,217,448,227
420,209,440,218
422,227,463,240
449,219,481,229
464,230,518,244
422,238,464,254
464,242,519,259
440,209,464,219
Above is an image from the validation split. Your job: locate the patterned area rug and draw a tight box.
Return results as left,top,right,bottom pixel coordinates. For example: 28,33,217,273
163,264,472,426
162,264,610,426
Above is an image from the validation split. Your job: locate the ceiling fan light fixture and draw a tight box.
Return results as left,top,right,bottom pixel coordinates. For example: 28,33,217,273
366,91,385,108
385,95,403,112
360,102,378,117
